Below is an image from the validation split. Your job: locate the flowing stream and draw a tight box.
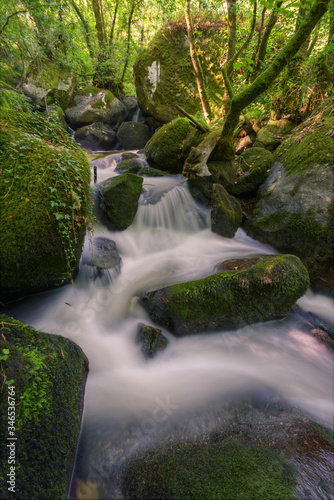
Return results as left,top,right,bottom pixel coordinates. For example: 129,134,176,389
5,152,334,499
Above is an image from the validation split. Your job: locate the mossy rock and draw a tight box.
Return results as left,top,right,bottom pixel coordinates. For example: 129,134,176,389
136,323,168,358
144,118,197,173
139,254,310,336
100,173,143,230
122,440,296,500
245,102,334,294
231,147,274,196
0,88,32,113
0,109,91,303
138,166,168,177
0,314,88,499
115,158,143,173
253,124,284,151
65,87,127,129
211,184,243,237
116,121,151,150
133,18,226,123
23,59,76,110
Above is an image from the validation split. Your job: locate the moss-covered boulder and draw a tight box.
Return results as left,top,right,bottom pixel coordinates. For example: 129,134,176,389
253,119,294,152
115,158,143,173
0,314,88,499
74,122,116,150
139,254,309,336
117,121,151,150
231,147,274,196
211,184,243,237
123,440,297,499
144,118,201,173
133,17,225,123
99,173,143,230
245,103,334,294
0,109,91,303
65,87,127,129
138,166,168,177
22,59,76,110
136,323,168,358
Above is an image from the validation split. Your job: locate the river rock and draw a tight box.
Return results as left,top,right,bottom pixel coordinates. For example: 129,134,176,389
253,122,293,151
138,166,168,177
121,96,138,118
244,102,334,294
133,20,225,123
117,121,151,150
139,254,310,336
23,59,76,110
230,147,274,196
74,122,116,150
0,313,88,498
136,323,168,358
0,109,91,303
100,173,143,230
83,237,121,270
115,158,143,173
65,87,127,129
145,118,201,173
211,184,243,238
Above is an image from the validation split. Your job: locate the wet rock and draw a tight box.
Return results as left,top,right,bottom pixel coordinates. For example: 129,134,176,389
136,323,168,358
253,122,292,151
74,122,116,150
211,184,243,238
231,147,274,196
83,237,121,270
144,118,201,173
245,107,334,294
138,166,168,177
0,314,88,498
117,121,151,150
100,173,143,231
121,152,139,160
121,96,138,118
65,87,127,129
139,254,310,336
115,158,143,174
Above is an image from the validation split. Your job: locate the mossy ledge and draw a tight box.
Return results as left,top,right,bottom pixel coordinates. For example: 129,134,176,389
0,314,89,499
139,254,310,336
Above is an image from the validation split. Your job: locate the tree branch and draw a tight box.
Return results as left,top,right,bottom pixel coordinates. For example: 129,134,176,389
0,10,27,36
175,104,209,133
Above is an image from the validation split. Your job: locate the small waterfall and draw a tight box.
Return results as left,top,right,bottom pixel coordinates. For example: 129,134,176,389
131,106,142,122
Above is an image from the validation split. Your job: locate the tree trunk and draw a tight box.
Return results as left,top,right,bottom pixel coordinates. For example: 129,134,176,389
92,0,105,49
254,1,283,75
109,0,119,45
69,0,95,60
120,2,137,85
185,0,212,124
226,0,237,79
183,132,219,178
215,0,330,163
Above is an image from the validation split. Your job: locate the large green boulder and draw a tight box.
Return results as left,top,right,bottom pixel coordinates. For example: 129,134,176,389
145,118,201,173
245,102,334,294
65,87,127,129
139,254,310,336
0,109,91,303
211,184,243,237
0,314,88,499
133,18,225,124
22,59,76,110
231,147,274,196
99,173,143,230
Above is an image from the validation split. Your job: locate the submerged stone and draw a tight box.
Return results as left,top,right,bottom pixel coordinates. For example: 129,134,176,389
136,323,168,358
139,254,310,336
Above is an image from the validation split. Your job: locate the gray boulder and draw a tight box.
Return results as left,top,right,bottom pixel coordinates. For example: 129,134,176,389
65,87,127,129
136,323,168,358
121,96,138,118
74,122,116,150
117,121,151,150
83,237,121,270
211,184,243,238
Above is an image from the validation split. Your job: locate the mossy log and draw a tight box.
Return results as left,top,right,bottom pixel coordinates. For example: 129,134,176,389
182,132,219,178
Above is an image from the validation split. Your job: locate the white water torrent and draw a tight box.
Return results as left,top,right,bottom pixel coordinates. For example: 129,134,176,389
5,152,334,498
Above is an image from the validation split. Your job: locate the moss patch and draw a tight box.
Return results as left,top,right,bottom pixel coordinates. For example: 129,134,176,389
231,147,274,196
123,441,296,500
0,314,88,499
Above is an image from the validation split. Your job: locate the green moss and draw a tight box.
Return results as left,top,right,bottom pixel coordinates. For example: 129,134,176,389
144,118,192,173
0,109,91,300
254,212,290,231
232,147,274,195
142,255,310,335
123,441,297,499
274,105,334,174
211,183,242,237
101,173,143,230
284,212,324,241
309,422,334,447
115,158,142,173
0,314,88,499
